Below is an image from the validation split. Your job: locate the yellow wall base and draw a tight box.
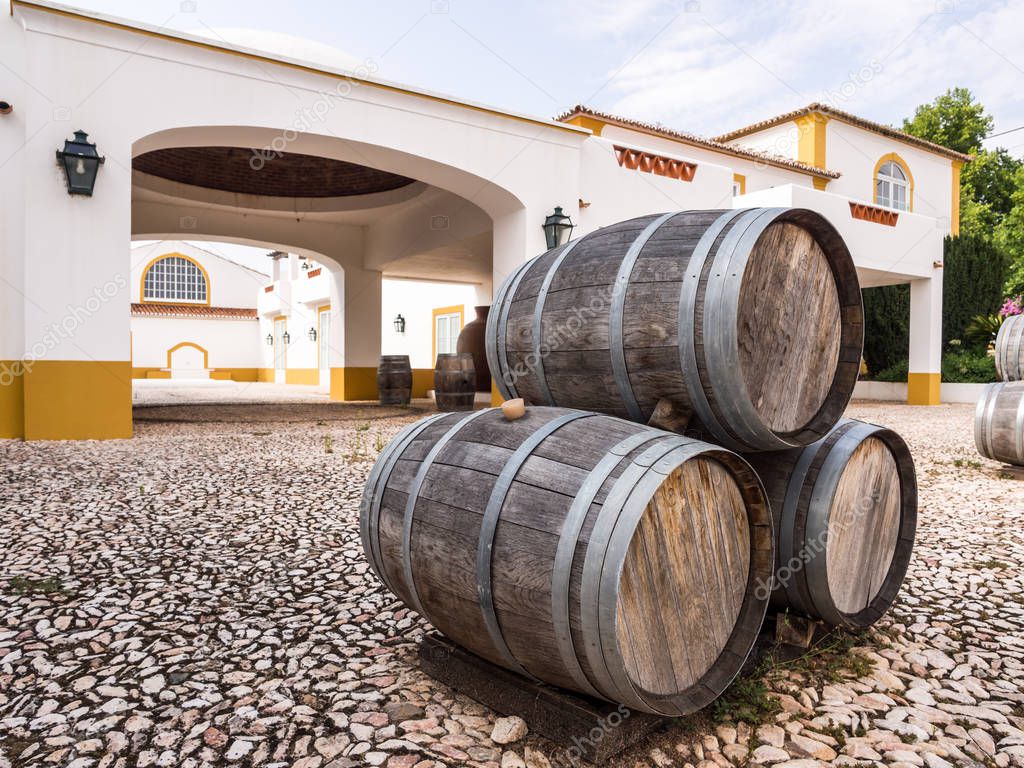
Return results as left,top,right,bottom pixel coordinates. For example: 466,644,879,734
412,369,433,398
258,368,275,382
285,368,320,386
24,360,133,440
907,372,941,405
491,379,505,407
0,361,25,439
330,367,378,401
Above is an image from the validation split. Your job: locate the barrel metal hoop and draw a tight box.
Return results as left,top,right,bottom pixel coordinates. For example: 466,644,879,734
490,258,537,400
580,436,691,709
677,209,750,450
1015,387,1024,463
995,320,1007,380
532,238,585,406
778,431,827,609
477,410,594,681
974,383,995,458
609,212,680,422
803,420,879,626
984,382,1000,460
401,409,492,618
361,413,448,595
598,441,707,715
1013,316,1024,380
703,207,791,450
551,429,663,699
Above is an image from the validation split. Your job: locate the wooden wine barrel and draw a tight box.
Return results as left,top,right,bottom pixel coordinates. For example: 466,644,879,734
434,353,475,412
995,315,1024,381
486,208,863,452
743,419,917,628
975,381,1024,466
377,355,412,405
360,406,773,715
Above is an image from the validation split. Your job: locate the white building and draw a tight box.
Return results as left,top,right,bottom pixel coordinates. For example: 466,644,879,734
0,1,966,439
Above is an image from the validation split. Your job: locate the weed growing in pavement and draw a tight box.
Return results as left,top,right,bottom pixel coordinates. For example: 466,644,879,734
324,434,334,454
9,576,65,595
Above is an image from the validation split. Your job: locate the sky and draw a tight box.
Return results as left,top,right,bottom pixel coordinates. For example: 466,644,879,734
75,0,1024,269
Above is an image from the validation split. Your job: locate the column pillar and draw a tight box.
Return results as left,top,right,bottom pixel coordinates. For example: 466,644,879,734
328,261,382,401
908,276,943,405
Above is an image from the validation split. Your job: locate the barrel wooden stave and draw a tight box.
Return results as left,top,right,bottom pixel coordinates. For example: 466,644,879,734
488,208,863,452
743,419,916,628
377,355,412,405
433,353,475,412
362,406,773,715
975,381,1024,466
995,315,1024,382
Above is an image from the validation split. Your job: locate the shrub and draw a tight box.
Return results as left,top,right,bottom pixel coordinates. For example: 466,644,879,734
873,359,909,383
862,285,909,376
942,235,1007,348
941,349,997,383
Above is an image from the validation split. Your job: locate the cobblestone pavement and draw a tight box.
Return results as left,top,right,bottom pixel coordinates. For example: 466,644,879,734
0,402,1021,768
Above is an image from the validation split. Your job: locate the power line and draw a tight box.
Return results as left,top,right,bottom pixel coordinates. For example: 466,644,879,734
987,125,1024,139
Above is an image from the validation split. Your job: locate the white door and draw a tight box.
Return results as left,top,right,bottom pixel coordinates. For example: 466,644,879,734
318,309,331,388
273,317,287,384
169,344,209,379
435,312,461,358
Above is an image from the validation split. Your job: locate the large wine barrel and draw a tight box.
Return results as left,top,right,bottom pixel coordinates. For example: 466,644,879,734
377,355,412,405
995,315,1024,381
975,381,1024,466
433,353,476,411
486,208,863,452
743,419,916,628
360,406,773,715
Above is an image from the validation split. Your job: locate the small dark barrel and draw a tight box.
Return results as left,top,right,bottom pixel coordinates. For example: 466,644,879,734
995,315,1024,381
486,208,863,452
360,406,773,715
377,355,412,405
434,353,475,411
457,306,492,391
975,381,1024,466
744,419,917,628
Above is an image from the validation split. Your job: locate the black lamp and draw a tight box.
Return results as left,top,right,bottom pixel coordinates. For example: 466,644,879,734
266,334,274,346
56,130,104,196
308,327,317,342
394,314,406,334
282,331,291,344
542,206,574,249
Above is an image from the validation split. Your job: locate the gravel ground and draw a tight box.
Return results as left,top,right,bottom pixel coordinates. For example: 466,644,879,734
0,400,1021,768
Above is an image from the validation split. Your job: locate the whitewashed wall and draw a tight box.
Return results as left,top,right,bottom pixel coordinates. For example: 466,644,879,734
131,317,262,369
380,279,480,369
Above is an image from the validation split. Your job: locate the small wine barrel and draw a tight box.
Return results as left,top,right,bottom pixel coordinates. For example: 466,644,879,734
434,353,475,412
360,406,773,715
377,355,412,405
995,315,1024,381
744,419,917,628
975,381,1024,466
486,208,863,452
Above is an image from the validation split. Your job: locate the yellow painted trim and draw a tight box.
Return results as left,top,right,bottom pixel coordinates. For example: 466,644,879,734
812,177,829,191
411,369,434,398
491,379,505,407
316,304,331,371
11,1,586,138
24,360,132,440
431,304,465,362
330,367,378,401
907,372,940,405
873,152,915,213
0,360,25,439
951,159,962,236
564,114,605,136
166,341,209,370
215,368,260,382
285,368,320,386
732,173,746,195
139,252,211,306
795,112,829,171
257,368,275,382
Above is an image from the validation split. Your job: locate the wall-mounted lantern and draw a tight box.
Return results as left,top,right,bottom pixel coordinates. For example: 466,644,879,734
308,327,317,342
393,314,406,334
56,130,104,196
282,331,292,345
0,101,12,115
542,206,574,249
266,334,274,346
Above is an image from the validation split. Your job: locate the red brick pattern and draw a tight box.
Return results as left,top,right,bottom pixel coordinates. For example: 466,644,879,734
849,201,899,227
613,145,697,182
131,303,258,319
307,268,322,278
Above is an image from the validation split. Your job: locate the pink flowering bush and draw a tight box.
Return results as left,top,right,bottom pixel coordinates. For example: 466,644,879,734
1000,296,1023,317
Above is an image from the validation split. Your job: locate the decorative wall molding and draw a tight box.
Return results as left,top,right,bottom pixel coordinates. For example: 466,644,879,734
849,201,899,227
613,145,697,182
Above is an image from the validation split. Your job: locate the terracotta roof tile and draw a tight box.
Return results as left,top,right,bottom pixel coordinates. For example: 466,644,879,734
131,303,258,320
714,103,973,162
557,105,841,179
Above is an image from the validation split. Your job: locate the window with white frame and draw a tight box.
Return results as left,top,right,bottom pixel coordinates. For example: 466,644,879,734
435,312,461,356
143,256,208,303
875,160,909,211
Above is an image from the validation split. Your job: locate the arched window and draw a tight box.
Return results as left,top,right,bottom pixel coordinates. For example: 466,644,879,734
142,254,208,303
874,155,912,212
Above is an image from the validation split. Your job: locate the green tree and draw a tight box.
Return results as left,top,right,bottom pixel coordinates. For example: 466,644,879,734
901,87,992,154
941,234,1007,348
996,165,1024,295
963,148,1022,218
862,284,909,377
